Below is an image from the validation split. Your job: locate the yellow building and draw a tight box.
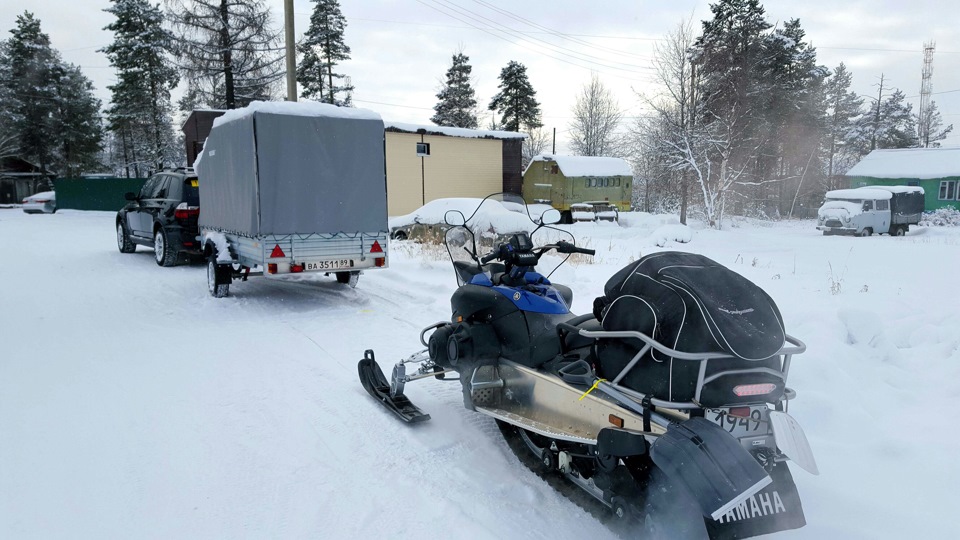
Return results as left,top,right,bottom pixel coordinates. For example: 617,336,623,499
384,122,525,215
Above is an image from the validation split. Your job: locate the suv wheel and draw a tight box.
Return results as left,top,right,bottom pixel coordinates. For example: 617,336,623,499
117,222,136,253
154,228,178,267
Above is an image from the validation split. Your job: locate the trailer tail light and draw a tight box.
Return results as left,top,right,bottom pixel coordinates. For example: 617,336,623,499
370,240,383,254
733,383,777,397
174,203,200,220
267,263,278,274
375,257,385,267
290,264,303,273
269,245,286,258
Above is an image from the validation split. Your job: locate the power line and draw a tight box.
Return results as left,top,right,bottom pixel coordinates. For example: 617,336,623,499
412,0,656,83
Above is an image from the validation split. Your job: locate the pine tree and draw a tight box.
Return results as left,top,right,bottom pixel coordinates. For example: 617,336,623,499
166,0,284,110
0,12,103,177
489,61,542,132
102,0,179,176
2,12,60,175
852,87,917,154
431,51,478,128
823,63,864,181
54,64,104,177
297,0,353,105
917,101,953,148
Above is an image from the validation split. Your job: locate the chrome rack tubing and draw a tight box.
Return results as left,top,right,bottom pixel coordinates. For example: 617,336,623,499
611,343,652,385
577,329,735,362
420,322,449,347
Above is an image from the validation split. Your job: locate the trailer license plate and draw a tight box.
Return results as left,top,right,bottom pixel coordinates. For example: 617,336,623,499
304,259,351,271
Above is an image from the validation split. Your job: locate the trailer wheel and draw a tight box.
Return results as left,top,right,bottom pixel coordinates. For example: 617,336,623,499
336,271,360,288
207,256,230,298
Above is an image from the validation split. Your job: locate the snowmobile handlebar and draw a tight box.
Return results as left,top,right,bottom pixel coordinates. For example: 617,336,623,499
480,239,594,266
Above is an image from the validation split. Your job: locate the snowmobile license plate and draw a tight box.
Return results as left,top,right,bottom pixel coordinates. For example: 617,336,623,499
304,259,351,271
710,407,766,437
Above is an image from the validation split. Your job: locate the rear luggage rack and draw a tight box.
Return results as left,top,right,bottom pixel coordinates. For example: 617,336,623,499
557,322,805,410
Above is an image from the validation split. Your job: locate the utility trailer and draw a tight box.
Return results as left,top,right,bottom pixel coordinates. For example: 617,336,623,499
195,101,389,297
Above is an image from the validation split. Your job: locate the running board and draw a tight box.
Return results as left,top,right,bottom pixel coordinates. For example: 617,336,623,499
651,417,772,521
470,361,682,445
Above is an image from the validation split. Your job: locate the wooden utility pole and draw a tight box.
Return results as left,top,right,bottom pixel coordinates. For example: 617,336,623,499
284,0,297,102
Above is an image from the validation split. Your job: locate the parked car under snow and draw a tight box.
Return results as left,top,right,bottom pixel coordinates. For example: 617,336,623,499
389,197,535,244
22,191,56,214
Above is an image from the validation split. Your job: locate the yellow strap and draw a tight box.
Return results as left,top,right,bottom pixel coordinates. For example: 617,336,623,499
578,378,607,401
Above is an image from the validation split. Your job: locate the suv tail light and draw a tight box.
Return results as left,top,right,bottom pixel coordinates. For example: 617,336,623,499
174,202,199,220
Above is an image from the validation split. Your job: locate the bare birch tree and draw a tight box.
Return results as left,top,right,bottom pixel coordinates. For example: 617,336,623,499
568,74,622,156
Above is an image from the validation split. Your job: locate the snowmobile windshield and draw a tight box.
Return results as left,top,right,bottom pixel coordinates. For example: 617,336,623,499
443,193,575,283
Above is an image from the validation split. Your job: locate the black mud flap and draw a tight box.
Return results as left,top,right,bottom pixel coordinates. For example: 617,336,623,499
650,418,771,521
357,350,430,423
704,462,805,539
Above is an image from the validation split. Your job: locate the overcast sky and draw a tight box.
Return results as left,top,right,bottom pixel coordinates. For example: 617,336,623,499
1,0,958,152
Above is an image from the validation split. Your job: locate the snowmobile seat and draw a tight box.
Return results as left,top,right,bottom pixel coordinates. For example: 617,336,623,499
561,312,602,352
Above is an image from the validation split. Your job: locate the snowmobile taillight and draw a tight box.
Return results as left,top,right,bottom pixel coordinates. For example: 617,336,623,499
370,240,383,254
608,414,624,428
267,263,278,274
375,257,385,267
727,406,751,418
290,264,303,273
270,244,286,258
733,383,777,397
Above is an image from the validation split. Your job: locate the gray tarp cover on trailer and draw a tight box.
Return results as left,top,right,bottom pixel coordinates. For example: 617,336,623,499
195,101,387,236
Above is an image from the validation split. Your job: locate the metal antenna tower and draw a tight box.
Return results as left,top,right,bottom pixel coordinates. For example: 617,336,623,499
918,40,936,146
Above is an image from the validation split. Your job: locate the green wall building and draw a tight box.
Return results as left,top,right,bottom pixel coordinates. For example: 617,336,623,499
846,148,960,211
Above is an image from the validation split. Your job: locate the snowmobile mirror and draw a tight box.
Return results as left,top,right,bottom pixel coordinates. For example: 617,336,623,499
444,210,466,227
539,208,562,225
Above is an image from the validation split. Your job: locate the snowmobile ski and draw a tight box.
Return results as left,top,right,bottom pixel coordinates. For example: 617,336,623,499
358,350,430,423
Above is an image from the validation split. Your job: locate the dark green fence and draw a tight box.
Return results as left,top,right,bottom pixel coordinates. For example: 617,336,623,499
53,177,147,211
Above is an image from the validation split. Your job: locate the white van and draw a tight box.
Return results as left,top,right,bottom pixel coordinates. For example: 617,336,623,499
817,186,924,237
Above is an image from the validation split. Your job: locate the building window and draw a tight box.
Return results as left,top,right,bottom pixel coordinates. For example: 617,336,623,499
876,200,889,211
416,142,430,157
551,165,559,174
939,180,956,200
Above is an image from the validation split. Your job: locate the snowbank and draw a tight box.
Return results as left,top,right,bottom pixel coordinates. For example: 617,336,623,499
389,198,534,235
650,224,693,246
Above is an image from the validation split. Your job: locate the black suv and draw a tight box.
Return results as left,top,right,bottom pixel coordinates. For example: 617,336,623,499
116,169,201,266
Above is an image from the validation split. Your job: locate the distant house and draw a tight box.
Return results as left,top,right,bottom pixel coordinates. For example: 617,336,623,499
522,154,633,220
846,148,960,211
182,110,526,216
0,157,54,205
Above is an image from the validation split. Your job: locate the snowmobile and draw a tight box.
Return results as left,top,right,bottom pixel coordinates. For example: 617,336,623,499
358,194,818,538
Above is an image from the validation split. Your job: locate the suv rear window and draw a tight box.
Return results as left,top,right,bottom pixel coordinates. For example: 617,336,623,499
183,177,199,206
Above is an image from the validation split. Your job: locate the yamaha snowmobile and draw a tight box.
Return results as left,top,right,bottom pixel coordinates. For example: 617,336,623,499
358,194,818,538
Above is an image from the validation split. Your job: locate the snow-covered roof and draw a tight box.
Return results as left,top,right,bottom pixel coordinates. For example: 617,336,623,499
385,122,527,140
826,188,892,200
866,185,925,195
524,154,633,177
213,100,382,128
846,148,960,180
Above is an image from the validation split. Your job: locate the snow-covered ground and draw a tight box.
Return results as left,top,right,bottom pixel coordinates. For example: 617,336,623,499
1,208,958,539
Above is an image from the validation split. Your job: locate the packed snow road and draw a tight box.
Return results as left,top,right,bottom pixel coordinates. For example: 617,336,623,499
1,208,958,539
